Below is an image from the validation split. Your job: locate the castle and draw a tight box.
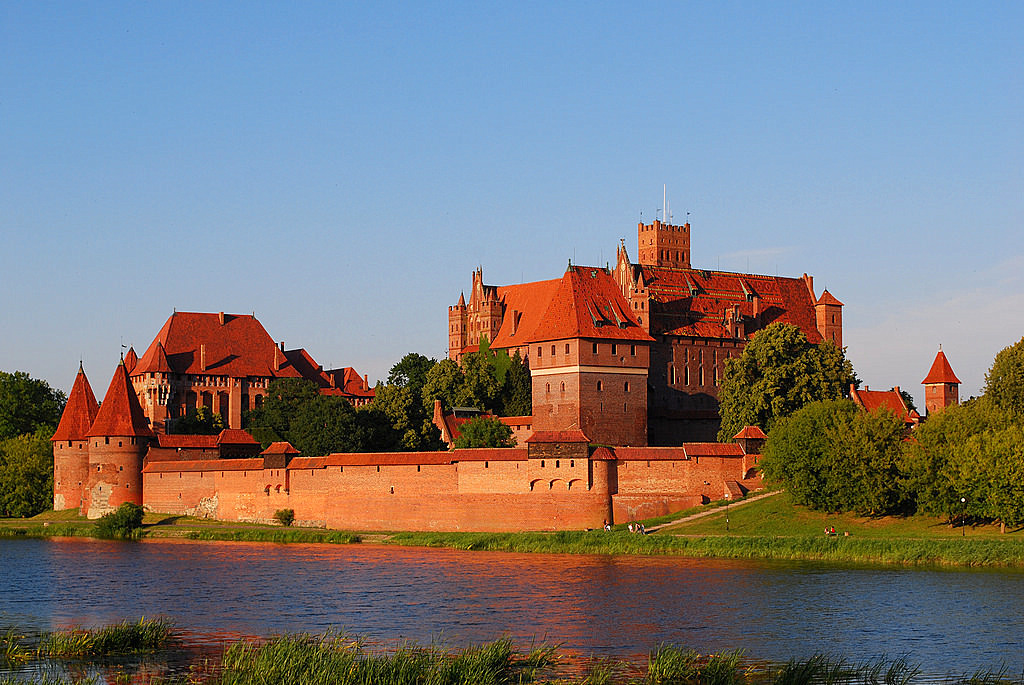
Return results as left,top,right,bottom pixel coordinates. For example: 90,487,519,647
50,215,962,530
449,218,843,443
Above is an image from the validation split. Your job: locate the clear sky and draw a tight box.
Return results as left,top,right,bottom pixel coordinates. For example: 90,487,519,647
2,2,1021,408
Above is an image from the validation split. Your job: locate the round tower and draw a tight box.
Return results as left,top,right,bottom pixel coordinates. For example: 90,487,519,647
84,361,155,518
51,364,100,512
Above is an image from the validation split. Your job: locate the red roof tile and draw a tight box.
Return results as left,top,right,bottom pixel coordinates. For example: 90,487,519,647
526,429,590,443
288,449,528,468
143,457,264,473
851,387,910,422
51,364,100,442
733,426,767,440
123,347,138,374
816,290,844,306
528,267,654,343
488,278,563,348
638,267,823,342
261,441,300,456
132,312,305,379
217,428,260,446
156,434,219,449
607,446,688,461
922,350,961,384
683,443,745,457
87,362,156,438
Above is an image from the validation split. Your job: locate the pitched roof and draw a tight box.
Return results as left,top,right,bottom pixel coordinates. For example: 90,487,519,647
922,350,961,384
525,429,590,443
636,266,823,342
156,434,219,449
87,362,156,438
733,425,767,440
261,441,300,456
816,290,844,306
488,277,562,348
528,267,654,343
850,386,911,423
51,364,100,442
143,458,264,473
123,347,138,374
218,428,260,446
132,312,305,379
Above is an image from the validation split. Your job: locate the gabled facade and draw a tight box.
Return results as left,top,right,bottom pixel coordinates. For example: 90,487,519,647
130,311,374,432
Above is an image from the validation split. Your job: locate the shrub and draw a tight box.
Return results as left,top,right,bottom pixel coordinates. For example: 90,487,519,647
274,508,295,527
95,503,144,539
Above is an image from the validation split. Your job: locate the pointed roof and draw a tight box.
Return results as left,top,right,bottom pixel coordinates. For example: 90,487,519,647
816,290,844,307
922,349,961,384
733,425,767,440
123,347,138,374
850,386,912,424
51,364,100,442
87,362,155,438
261,441,300,456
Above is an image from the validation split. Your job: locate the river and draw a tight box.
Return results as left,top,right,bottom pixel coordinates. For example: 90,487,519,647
1,538,1023,679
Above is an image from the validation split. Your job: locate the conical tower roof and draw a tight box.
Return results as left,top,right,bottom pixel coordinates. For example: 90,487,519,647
51,364,100,442
922,349,961,385
87,361,155,438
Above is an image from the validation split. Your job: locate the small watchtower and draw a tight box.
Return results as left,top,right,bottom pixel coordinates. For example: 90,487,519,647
922,348,961,415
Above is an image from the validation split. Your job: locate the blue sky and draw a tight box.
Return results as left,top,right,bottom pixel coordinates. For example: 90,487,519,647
2,2,1021,407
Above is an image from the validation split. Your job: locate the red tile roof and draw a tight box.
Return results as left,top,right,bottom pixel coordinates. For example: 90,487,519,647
683,443,745,457
526,429,591,443
638,267,823,342
156,434,219,449
816,290,843,306
218,428,260,446
132,312,304,379
529,267,654,343
489,277,563,348
143,457,265,473
87,362,156,438
123,347,138,374
261,441,300,456
51,364,100,442
289,449,528,468
851,387,911,422
922,350,961,384
733,425,767,440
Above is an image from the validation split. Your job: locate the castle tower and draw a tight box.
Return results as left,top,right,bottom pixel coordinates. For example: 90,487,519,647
51,363,100,512
922,348,961,415
84,361,155,518
448,292,468,360
815,290,844,347
637,219,690,269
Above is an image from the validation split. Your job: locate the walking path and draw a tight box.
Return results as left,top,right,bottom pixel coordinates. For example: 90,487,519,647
645,490,782,533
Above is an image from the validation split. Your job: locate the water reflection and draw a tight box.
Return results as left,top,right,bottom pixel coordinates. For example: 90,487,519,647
1,538,1022,678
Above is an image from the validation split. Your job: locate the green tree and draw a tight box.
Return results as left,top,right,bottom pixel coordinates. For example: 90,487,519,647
0,371,66,441
760,399,907,515
421,359,472,413
387,353,436,396
500,351,532,417
717,323,856,441
984,336,1024,417
171,406,225,435
95,502,144,539
453,416,516,448
0,427,54,517
246,378,321,445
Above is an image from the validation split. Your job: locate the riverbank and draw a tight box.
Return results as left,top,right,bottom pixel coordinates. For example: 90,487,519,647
2,622,1018,685
3,495,1023,567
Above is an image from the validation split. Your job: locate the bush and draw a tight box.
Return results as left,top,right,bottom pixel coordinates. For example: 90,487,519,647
95,503,144,539
274,508,295,527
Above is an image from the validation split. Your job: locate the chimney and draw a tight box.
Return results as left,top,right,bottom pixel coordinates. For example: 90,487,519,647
200,343,207,371
274,346,283,370
363,374,368,390
218,311,225,325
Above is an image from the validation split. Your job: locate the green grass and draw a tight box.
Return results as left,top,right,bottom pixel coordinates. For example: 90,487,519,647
37,618,175,658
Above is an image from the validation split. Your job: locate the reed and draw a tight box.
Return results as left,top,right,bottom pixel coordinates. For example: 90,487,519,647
179,528,361,544
37,618,174,658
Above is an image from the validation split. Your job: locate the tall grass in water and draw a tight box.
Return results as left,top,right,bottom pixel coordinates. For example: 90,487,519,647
38,618,174,657
644,644,744,685
216,631,557,685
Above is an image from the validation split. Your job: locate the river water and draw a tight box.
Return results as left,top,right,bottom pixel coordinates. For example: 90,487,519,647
1,538,1023,679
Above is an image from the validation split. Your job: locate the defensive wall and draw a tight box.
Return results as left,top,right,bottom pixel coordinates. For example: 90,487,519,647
141,442,762,531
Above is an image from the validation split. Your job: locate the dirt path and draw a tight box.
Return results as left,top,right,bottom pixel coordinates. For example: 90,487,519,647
646,490,781,533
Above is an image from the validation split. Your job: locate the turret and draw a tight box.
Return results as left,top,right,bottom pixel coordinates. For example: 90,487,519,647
815,290,843,347
922,348,961,415
51,363,100,511
84,361,155,518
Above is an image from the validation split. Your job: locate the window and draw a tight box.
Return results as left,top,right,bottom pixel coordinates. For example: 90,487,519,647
630,345,636,356
560,382,565,393
624,381,630,392
597,380,603,391
537,346,542,357
555,460,560,468
592,343,598,354
611,344,617,355
551,344,556,356
570,460,575,467
541,460,545,468
565,343,570,354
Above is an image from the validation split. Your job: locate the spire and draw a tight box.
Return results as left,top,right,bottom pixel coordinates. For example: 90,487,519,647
922,349,961,384
86,361,155,438
123,346,138,374
51,365,100,442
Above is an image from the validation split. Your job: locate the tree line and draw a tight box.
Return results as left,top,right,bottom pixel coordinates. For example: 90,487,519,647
0,371,66,517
